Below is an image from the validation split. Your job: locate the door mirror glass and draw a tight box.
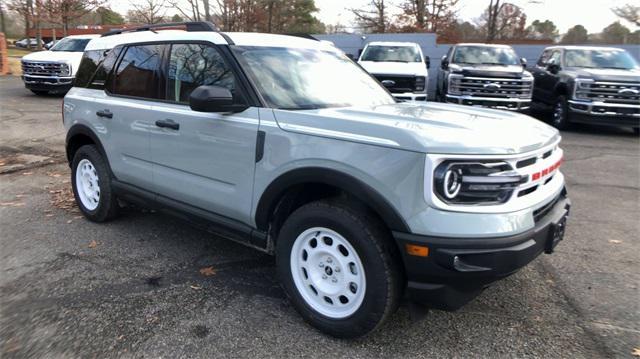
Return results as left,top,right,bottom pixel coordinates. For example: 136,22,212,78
424,55,430,69
520,57,527,68
189,85,246,113
440,54,448,70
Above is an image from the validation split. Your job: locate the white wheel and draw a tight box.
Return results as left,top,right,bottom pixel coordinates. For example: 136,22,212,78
290,227,366,319
75,158,100,211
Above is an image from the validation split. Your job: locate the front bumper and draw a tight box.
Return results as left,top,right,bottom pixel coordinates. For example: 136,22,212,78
568,100,640,127
393,191,570,311
446,94,531,111
22,75,73,92
393,92,427,102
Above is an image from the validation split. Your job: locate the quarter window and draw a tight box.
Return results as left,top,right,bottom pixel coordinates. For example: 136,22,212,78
113,44,164,98
167,43,235,103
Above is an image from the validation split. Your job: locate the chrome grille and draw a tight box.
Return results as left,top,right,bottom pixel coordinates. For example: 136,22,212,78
450,76,533,98
22,61,70,76
575,81,640,105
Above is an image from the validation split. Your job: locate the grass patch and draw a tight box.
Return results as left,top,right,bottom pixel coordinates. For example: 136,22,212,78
7,47,34,57
7,57,22,75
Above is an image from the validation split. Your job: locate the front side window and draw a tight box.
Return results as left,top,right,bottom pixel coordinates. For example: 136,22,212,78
360,45,421,62
233,46,395,110
50,38,92,52
564,49,639,70
537,50,552,66
113,45,163,98
452,46,520,65
167,44,236,103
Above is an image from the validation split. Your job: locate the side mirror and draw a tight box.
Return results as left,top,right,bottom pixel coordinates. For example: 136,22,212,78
357,48,363,59
345,53,355,61
440,55,449,70
520,57,527,68
424,55,430,69
546,59,560,74
189,85,247,113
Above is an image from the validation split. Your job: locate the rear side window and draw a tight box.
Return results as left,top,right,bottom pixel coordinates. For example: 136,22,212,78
112,44,164,99
74,48,121,90
91,47,121,90
167,43,235,103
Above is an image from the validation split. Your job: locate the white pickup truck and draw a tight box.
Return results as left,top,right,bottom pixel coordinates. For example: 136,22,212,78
358,41,430,101
21,34,100,95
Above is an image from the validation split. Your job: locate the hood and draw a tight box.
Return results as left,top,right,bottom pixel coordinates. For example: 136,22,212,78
358,61,428,77
22,51,84,72
449,63,527,78
566,67,640,83
273,102,558,155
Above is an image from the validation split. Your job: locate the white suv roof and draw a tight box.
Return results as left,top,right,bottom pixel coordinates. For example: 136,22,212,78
366,41,420,47
85,30,338,52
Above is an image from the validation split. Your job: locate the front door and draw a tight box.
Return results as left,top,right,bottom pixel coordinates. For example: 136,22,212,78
148,43,259,225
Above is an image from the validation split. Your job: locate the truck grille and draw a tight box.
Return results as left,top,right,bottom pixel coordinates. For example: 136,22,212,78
451,76,533,98
575,81,640,105
22,61,70,76
373,74,418,93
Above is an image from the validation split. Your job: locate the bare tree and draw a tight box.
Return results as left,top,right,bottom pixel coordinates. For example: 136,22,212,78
612,4,639,27
350,0,388,33
43,0,107,36
401,0,459,35
129,0,167,24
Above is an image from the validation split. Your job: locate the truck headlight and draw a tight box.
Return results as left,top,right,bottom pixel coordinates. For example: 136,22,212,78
447,74,462,95
433,160,526,204
415,76,426,92
573,78,594,100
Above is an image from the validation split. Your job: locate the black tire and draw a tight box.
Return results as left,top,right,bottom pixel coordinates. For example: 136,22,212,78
276,199,402,338
30,89,49,95
633,127,639,136
551,94,571,130
71,145,119,222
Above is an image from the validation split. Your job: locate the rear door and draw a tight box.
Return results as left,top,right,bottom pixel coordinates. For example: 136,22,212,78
93,44,167,190
148,42,260,225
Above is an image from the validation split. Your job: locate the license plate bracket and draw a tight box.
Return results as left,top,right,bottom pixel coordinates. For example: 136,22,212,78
545,212,568,254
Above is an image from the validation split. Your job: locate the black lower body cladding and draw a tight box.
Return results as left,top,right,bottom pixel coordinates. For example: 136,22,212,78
392,191,571,311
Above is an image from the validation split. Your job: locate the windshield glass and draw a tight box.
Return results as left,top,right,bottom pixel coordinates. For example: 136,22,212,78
51,38,91,52
232,46,395,110
452,46,519,65
360,45,422,62
564,49,639,69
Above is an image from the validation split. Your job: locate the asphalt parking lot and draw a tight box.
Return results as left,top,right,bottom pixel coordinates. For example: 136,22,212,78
1,75,638,358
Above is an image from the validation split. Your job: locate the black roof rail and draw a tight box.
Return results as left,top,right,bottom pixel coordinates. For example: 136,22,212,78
101,21,219,37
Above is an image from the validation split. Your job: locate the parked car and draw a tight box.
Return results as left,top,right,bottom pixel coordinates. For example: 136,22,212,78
64,22,571,339
21,34,100,95
358,41,430,101
530,46,640,133
15,38,43,48
436,43,533,111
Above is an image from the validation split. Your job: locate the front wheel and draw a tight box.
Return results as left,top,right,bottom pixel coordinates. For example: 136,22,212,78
276,199,402,338
551,95,571,130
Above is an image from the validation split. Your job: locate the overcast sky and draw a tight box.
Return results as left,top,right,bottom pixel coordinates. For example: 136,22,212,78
109,0,638,34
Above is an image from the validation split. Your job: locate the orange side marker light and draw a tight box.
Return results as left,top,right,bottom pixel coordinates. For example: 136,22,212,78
405,244,429,257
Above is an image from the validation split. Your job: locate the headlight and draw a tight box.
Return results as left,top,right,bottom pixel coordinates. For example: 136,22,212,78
447,74,462,95
415,76,426,92
573,78,594,100
433,160,526,205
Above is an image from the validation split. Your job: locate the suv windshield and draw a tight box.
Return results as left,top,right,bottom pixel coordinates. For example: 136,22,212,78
564,49,639,69
51,38,91,52
232,46,395,110
360,45,421,62
452,46,519,65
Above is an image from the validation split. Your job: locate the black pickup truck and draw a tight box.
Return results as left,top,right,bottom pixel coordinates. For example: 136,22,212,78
530,46,640,133
435,43,532,111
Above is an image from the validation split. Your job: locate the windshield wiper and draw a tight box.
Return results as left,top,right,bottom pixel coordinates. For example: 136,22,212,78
479,62,509,66
599,66,632,70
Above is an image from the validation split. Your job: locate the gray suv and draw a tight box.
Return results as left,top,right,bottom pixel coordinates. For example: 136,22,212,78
64,22,571,338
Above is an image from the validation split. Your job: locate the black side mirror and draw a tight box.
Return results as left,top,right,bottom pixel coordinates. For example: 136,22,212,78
520,57,527,68
357,48,363,59
440,55,449,70
546,59,560,74
345,53,355,61
424,55,430,69
189,85,247,113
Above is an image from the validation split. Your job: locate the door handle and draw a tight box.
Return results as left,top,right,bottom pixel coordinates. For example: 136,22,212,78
96,109,113,118
155,119,180,130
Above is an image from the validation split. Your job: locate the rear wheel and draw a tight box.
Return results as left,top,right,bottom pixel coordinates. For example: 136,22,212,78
551,95,571,130
276,199,402,338
71,145,119,222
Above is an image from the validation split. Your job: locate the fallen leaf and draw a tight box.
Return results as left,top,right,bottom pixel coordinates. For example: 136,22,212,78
45,214,54,217
15,194,25,198
66,219,73,224
0,161,6,166
21,172,32,175
632,348,640,357
199,266,216,277
190,284,202,290
88,240,98,248
0,202,25,207
117,335,125,341
608,240,623,244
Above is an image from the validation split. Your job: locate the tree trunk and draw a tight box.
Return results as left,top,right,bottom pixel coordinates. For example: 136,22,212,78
0,3,7,35
203,0,211,22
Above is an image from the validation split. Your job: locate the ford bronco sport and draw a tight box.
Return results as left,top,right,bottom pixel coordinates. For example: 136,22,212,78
530,46,640,132
63,22,571,338
436,43,532,111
